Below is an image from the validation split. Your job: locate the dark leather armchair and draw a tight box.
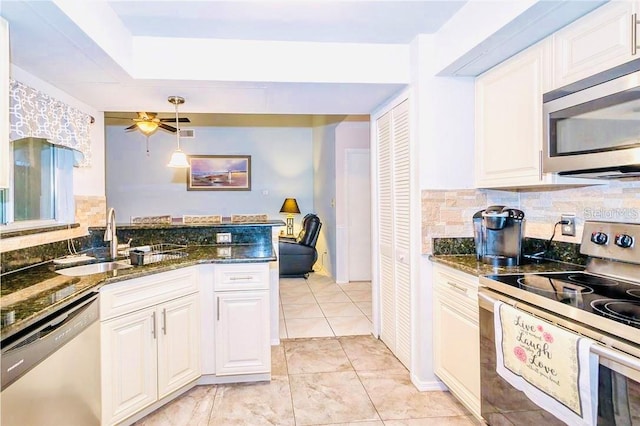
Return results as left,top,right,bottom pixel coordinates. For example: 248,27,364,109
279,214,322,278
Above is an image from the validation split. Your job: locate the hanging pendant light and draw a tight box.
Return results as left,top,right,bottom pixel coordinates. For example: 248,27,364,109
167,95,190,168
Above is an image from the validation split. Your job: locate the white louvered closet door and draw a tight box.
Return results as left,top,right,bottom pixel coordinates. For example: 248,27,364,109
377,110,396,353
376,99,411,369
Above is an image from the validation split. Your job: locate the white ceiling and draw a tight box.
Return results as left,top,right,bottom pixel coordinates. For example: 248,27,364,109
0,0,605,119
108,1,466,44
2,0,466,117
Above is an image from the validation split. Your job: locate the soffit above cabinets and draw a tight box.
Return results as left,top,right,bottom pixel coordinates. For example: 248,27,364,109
438,0,607,77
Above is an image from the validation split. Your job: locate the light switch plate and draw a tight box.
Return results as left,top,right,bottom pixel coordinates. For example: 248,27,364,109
216,232,232,243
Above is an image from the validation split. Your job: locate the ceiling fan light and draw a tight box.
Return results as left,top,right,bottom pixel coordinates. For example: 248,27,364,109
136,121,158,135
167,149,190,168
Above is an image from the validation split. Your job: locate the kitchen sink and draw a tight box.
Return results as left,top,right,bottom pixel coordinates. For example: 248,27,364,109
55,261,133,276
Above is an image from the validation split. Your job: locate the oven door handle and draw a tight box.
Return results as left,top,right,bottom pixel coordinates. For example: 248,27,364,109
478,290,640,372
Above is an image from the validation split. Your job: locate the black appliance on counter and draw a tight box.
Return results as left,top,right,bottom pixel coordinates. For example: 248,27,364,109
473,206,525,267
479,220,640,425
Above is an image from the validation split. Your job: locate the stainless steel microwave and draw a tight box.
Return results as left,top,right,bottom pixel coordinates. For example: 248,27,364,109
543,59,640,179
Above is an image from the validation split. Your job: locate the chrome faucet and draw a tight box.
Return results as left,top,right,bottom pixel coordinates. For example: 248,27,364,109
104,207,118,259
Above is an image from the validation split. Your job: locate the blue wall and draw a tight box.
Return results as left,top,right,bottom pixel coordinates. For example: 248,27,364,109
105,123,314,223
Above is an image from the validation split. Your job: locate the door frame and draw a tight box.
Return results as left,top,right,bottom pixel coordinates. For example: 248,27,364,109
341,148,371,283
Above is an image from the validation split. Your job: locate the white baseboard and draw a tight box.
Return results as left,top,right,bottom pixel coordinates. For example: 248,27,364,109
411,373,448,392
198,372,271,385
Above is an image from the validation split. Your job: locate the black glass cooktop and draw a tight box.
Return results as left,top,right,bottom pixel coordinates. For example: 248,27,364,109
485,272,640,329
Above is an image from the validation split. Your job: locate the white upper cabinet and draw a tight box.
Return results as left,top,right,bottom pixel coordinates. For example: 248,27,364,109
553,1,640,89
475,40,553,189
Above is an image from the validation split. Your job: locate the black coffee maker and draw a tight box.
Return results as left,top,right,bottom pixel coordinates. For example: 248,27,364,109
473,205,525,266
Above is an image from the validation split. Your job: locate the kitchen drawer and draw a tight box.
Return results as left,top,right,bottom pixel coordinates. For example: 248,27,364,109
214,263,269,291
433,265,479,309
100,267,199,321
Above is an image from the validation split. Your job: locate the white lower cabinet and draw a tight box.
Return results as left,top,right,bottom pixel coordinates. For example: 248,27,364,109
101,307,158,424
214,263,271,376
100,268,200,426
215,290,270,375
156,295,201,398
432,264,481,419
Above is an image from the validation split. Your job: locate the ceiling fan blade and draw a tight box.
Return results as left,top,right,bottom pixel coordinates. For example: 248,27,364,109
160,117,191,123
158,123,177,133
124,124,137,131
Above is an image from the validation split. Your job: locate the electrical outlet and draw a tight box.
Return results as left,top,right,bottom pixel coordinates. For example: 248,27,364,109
216,232,232,243
561,214,576,236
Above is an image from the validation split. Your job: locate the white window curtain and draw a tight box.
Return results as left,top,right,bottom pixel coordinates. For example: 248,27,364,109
54,145,76,224
9,79,92,167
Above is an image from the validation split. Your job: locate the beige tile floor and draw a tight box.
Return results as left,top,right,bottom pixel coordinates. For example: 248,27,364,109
280,272,373,339
135,335,480,426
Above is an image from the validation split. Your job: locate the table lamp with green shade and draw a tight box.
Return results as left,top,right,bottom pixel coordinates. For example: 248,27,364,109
279,198,300,237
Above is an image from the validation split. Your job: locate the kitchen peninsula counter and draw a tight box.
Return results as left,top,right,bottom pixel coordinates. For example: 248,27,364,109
1,243,276,340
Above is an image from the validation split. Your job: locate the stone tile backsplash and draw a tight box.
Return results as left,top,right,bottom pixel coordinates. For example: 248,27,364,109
422,181,640,254
76,195,107,227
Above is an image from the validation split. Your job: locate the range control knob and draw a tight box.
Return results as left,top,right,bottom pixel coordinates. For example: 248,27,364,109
614,234,634,248
591,231,608,245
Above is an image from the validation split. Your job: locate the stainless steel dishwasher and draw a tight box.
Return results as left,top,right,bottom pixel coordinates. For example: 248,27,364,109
1,292,101,426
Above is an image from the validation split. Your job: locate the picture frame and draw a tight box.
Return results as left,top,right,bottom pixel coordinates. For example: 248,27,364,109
187,155,252,191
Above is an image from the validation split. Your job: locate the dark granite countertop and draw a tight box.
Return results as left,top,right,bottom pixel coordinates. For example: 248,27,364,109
1,243,276,340
428,254,584,277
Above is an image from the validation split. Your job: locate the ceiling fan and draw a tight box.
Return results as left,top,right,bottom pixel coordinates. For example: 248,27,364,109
124,97,191,135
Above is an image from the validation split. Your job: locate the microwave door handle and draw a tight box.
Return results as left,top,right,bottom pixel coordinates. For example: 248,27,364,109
632,13,638,56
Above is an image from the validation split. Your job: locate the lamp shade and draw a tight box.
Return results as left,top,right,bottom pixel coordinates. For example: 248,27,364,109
136,121,158,135
167,149,190,168
279,198,300,214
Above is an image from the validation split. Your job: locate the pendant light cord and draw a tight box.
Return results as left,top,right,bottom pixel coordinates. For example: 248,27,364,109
175,100,181,150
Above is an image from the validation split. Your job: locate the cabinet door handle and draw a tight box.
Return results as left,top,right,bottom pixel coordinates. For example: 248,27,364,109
632,13,638,56
151,311,157,339
162,308,167,335
447,281,468,294
217,297,220,321
538,150,543,181
230,276,253,281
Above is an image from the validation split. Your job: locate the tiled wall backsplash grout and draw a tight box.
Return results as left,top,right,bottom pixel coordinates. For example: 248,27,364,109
422,181,640,254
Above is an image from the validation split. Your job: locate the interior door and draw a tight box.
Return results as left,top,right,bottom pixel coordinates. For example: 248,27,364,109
346,149,372,281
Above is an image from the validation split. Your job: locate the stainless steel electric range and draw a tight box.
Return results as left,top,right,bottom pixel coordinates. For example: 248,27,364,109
478,220,640,425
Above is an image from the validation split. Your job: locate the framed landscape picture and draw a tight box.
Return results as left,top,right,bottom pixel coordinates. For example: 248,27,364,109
187,155,251,191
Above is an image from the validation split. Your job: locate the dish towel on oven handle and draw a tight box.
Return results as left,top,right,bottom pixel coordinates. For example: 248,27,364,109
494,301,599,426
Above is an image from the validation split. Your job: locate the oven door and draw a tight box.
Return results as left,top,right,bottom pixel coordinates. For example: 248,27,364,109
478,288,640,425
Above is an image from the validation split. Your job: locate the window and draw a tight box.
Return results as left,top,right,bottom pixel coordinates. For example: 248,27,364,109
1,138,75,229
